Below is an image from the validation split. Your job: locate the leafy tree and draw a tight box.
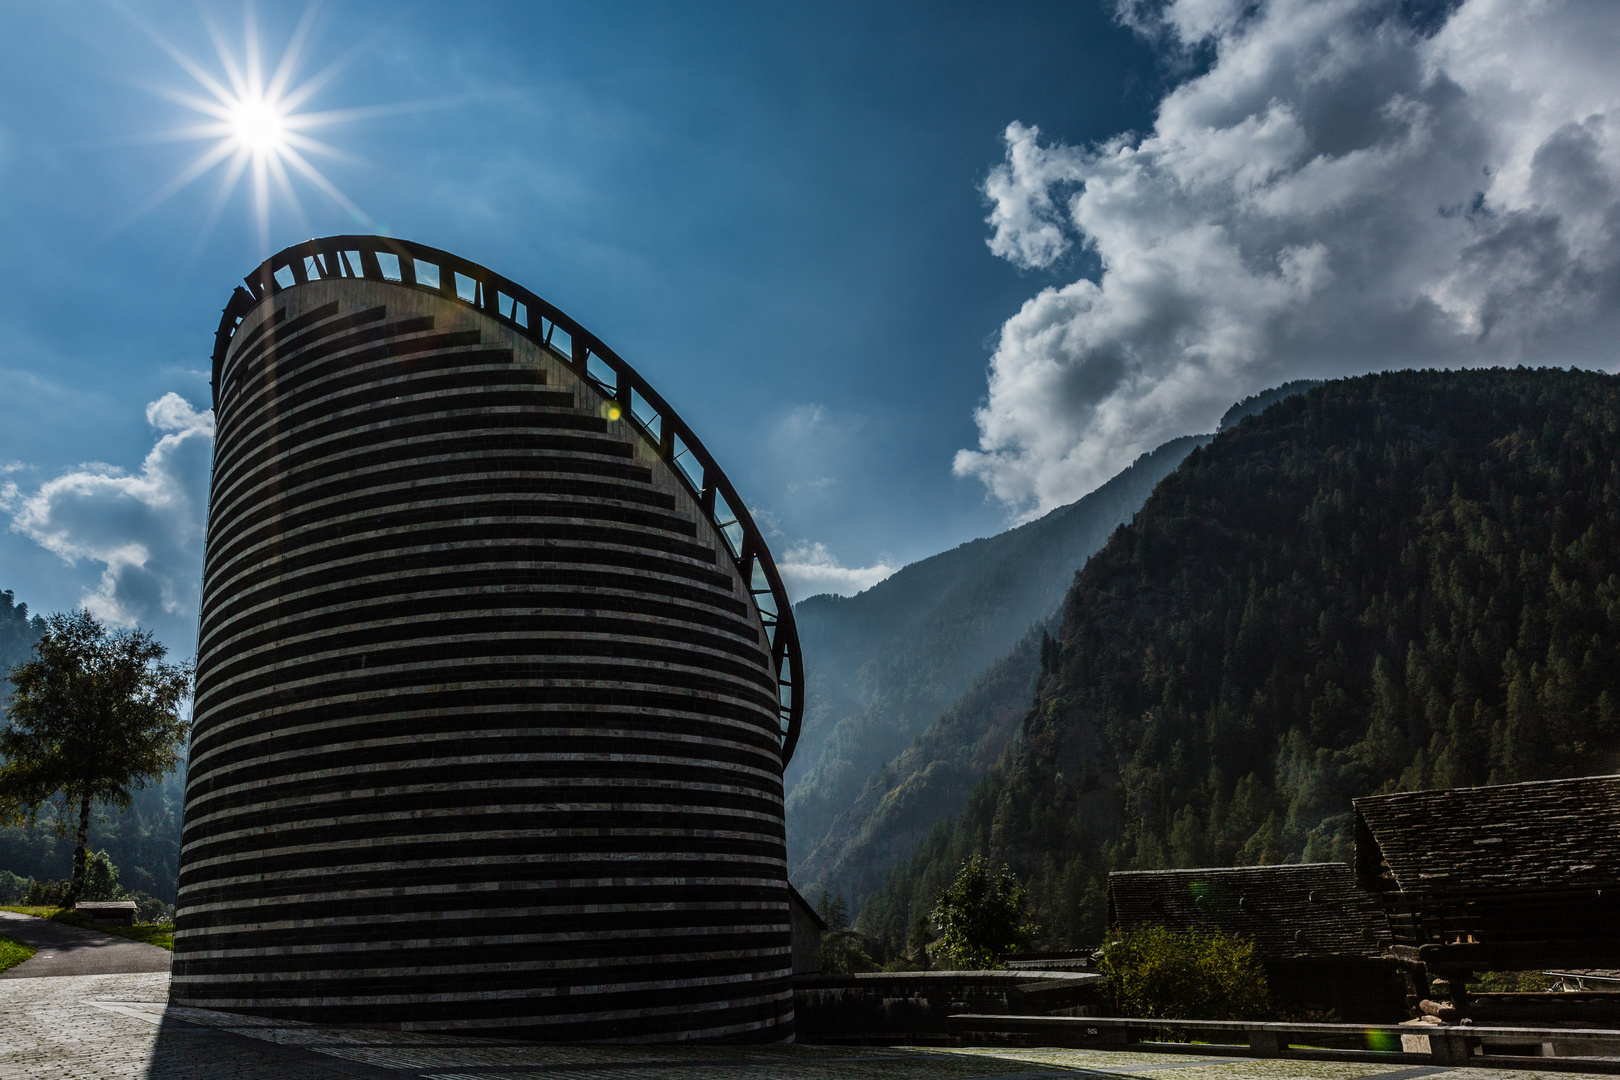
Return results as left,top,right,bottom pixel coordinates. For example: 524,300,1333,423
930,856,1037,969
908,913,935,970
0,610,191,902
1098,924,1269,1020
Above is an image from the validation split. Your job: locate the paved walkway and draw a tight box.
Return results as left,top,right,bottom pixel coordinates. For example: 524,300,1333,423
0,911,170,979
0,972,1603,1080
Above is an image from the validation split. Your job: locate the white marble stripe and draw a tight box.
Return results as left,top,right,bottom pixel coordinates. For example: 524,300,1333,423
201,538,730,632
182,802,782,846
185,715,774,774
185,701,783,777
192,657,776,725
178,850,781,892
173,904,789,937
166,987,794,1029
176,936,793,963
182,761,783,817
175,879,785,919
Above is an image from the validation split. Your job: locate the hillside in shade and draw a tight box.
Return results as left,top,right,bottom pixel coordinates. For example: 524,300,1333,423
789,381,1323,905
0,590,44,696
857,368,1620,950
786,434,1211,888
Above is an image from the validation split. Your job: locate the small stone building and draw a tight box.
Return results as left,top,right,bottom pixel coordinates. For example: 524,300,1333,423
1108,863,1403,1020
789,884,827,976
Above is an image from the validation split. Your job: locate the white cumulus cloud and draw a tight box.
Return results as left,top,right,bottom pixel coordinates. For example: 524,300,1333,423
8,393,214,627
776,541,896,603
958,0,1620,519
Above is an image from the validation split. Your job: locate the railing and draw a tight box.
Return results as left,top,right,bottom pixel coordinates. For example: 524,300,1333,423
211,235,804,766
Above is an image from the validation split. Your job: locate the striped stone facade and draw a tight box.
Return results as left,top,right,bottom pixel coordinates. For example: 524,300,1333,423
173,250,797,1042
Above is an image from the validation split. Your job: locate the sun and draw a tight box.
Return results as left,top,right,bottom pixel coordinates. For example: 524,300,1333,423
123,4,388,254
230,99,287,154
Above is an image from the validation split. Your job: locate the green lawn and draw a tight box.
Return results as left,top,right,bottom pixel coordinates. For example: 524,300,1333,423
0,934,36,973
0,905,175,950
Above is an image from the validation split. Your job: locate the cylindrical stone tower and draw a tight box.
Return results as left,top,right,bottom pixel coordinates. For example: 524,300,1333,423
172,237,804,1042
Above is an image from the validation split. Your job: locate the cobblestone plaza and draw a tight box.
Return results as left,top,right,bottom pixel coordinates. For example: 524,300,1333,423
1,972,1606,1080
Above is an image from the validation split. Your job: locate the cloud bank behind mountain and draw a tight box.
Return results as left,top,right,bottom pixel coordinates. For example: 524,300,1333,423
957,0,1620,518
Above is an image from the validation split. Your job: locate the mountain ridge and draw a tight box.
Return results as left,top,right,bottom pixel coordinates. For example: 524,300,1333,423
787,434,1214,894
856,367,1620,950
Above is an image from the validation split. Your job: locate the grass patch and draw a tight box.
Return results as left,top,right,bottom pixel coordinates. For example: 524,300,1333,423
0,934,36,972
0,905,174,950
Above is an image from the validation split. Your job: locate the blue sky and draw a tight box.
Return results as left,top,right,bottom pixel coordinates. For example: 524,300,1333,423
0,0,1164,650
3,0,1619,656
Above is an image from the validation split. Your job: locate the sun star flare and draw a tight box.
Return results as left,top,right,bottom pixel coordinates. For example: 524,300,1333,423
126,4,374,253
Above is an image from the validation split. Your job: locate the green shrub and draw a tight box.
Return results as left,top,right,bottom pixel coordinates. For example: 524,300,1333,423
23,878,70,908
1471,970,1558,993
1098,924,1270,1020
128,892,174,924
0,870,31,905
79,850,127,902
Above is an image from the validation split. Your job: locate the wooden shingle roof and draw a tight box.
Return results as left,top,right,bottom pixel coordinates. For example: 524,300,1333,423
1107,864,1389,960
1353,775,1620,896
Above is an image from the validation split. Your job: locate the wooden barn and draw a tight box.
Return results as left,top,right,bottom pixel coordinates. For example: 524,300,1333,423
1354,774,1620,1021
1107,864,1404,1021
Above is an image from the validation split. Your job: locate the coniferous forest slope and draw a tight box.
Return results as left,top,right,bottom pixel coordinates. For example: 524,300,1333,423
858,368,1620,950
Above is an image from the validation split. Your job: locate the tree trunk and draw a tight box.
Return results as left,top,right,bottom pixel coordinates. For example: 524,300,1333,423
70,793,91,905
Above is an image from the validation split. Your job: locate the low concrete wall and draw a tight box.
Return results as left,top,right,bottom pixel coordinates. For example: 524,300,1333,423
794,970,1106,1045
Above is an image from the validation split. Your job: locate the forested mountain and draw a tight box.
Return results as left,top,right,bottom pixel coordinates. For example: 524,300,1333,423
0,590,45,697
790,381,1324,903
787,434,1212,881
858,368,1620,951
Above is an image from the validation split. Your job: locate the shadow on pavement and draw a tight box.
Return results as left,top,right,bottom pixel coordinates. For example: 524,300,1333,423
0,910,171,979
134,1000,1148,1079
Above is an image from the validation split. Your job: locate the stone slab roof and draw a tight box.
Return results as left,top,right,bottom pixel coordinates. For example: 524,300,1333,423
1107,863,1388,960
1353,774,1620,895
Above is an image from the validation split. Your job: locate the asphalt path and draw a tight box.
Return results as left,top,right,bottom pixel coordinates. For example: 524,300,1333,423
0,908,171,978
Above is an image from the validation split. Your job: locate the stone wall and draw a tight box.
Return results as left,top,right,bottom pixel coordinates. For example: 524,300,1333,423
794,971,1106,1045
